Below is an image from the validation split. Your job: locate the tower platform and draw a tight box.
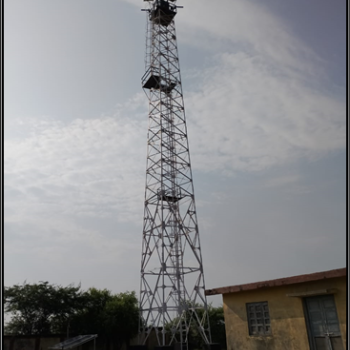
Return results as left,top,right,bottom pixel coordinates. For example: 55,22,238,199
150,0,177,26
142,68,177,93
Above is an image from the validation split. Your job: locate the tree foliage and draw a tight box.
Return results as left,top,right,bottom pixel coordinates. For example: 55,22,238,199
69,288,139,348
4,281,85,335
165,304,226,350
4,282,224,349
4,281,139,348
207,306,226,349
191,305,226,349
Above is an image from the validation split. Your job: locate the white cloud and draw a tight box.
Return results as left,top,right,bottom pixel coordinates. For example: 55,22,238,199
128,0,324,77
265,174,300,188
5,46,345,248
5,94,148,229
186,51,344,172
4,95,149,277
4,0,345,294
122,0,345,174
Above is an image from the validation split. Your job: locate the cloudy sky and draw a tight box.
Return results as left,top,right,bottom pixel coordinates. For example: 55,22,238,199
5,0,346,307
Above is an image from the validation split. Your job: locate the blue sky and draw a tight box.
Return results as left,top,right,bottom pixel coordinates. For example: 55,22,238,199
4,0,346,307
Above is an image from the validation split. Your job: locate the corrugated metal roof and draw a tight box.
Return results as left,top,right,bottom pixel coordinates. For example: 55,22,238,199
48,335,98,350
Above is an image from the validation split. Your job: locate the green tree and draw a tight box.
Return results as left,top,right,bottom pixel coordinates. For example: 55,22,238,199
207,306,226,349
66,288,113,336
68,289,139,350
166,304,227,350
4,281,85,335
103,291,139,349
4,281,139,350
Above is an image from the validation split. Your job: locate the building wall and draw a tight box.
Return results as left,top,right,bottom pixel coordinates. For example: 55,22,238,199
222,276,346,350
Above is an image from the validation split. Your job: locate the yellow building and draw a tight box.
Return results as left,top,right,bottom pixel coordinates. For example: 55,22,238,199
206,268,346,350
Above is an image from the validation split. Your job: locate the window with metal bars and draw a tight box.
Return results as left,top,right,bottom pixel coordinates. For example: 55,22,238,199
246,301,271,336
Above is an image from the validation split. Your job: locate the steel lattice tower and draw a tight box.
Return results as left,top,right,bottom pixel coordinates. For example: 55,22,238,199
139,1,212,349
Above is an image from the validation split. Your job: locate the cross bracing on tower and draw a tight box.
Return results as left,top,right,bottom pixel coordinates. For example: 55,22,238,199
138,1,213,350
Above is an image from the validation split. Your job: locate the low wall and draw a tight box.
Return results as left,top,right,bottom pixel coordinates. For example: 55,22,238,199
4,332,160,350
4,336,64,350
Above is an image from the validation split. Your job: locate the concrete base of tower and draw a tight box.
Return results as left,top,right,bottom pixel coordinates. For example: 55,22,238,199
155,346,174,350
174,343,187,350
129,346,148,350
204,343,222,350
